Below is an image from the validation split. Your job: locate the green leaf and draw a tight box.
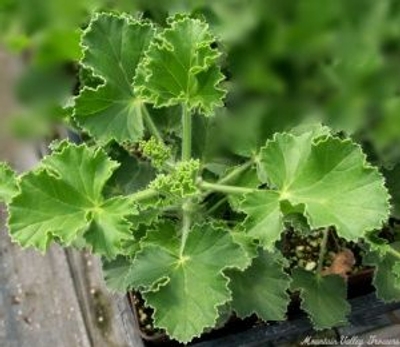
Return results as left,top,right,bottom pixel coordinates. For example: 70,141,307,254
240,131,390,248
228,250,291,321
103,255,132,292
393,262,400,289
383,163,400,219
0,163,18,203
8,142,135,258
104,147,156,197
239,191,283,250
292,268,350,329
84,197,134,257
137,15,226,116
125,222,249,343
74,13,155,143
364,243,400,302
226,163,259,210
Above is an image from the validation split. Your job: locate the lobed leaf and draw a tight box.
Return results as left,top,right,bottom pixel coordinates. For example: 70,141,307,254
364,243,400,302
292,268,350,329
8,142,135,258
228,250,291,321
238,191,282,250
136,15,226,116
240,130,390,248
74,13,155,143
125,222,249,343
103,255,132,292
0,163,19,203
383,163,400,219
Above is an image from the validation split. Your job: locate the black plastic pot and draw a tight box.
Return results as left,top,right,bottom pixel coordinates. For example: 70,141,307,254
128,270,400,347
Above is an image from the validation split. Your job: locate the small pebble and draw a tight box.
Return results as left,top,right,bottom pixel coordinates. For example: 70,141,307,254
11,295,21,305
305,261,317,271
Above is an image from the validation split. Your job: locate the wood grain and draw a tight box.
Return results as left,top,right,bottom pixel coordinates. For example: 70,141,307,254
0,49,143,347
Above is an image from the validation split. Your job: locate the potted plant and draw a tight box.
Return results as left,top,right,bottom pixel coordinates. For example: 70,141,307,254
1,9,400,346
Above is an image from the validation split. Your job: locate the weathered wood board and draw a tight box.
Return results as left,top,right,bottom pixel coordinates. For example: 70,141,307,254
0,49,144,347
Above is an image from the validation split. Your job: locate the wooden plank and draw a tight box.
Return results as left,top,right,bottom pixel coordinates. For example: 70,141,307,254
65,249,144,347
0,49,91,347
0,48,144,347
0,206,91,347
358,325,400,346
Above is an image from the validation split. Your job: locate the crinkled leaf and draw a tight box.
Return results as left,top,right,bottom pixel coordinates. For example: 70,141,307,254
125,222,249,343
0,163,18,203
364,243,400,302
84,197,134,257
241,131,390,248
8,142,135,258
383,163,400,219
137,15,225,116
74,13,154,143
292,268,350,329
228,250,291,321
103,255,132,292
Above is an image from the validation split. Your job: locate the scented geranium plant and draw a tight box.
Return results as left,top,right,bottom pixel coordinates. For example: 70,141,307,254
0,12,399,344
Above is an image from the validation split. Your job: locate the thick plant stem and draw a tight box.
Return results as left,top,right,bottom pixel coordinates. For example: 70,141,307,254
217,160,253,185
387,246,400,260
130,188,158,202
142,104,164,144
199,180,257,195
181,104,191,161
317,229,329,274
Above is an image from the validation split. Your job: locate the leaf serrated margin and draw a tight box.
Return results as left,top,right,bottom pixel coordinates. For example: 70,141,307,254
127,222,250,343
135,14,226,116
301,135,391,241
0,162,19,203
73,12,156,143
257,131,391,242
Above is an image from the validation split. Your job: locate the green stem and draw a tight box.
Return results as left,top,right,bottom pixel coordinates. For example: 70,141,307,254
317,229,330,274
180,202,192,256
206,196,228,214
217,160,253,185
130,188,158,202
142,104,164,144
199,180,257,195
387,246,400,260
181,103,191,161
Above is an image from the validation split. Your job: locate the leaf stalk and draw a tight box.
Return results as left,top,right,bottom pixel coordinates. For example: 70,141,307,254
181,104,191,161
142,104,164,144
199,180,257,195
130,188,158,202
180,202,192,257
387,246,400,260
217,160,253,185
